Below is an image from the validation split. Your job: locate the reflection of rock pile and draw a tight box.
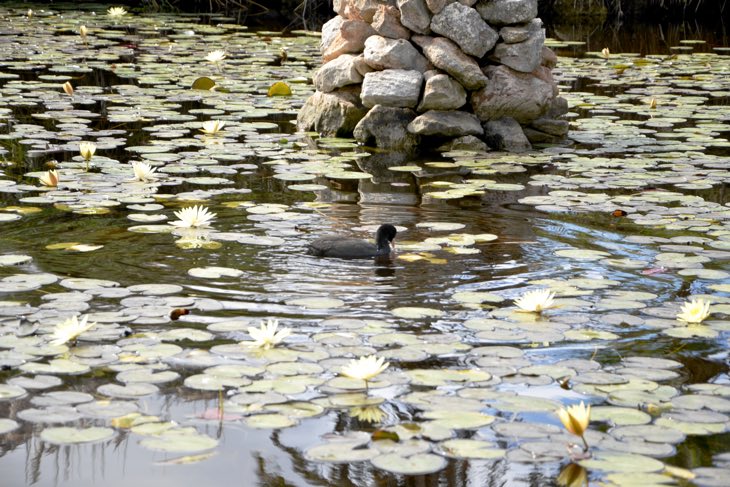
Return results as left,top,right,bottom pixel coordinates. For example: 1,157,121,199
297,0,569,153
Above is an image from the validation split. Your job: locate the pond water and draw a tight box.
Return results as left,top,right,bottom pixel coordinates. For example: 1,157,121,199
1,4,730,487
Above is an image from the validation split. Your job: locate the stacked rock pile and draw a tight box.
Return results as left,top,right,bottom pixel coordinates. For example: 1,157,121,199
297,0,569,153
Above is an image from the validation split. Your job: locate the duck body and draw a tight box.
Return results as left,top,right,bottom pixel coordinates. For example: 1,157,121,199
307,224,397,259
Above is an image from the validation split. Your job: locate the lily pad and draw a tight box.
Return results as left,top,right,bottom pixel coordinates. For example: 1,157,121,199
41,426,115,445
391,307,443,319
371,453,447,475
140,428,218,453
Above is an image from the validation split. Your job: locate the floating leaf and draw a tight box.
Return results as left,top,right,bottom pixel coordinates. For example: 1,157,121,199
41,426,115,445
437,439,505,459
267,81,292,96
580,452,665,473
192,77,216,90
140,428,218,453
371,453,447,475
286,297,344,309
391,307,443,319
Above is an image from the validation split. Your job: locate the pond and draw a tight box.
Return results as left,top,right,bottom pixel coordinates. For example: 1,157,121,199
1,4,729,487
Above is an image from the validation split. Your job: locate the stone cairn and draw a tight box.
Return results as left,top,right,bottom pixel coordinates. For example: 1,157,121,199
297,0,569,153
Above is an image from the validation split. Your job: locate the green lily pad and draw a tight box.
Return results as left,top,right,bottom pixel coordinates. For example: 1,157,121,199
0,384,27,401
555,249,611,260
286,297,345,309
188,266,244,278
371,453,447,475
41,426,115,445
579,452,665,473
423,410,495,429
406,368,491,386
391,307,443,319
245,413,297,429
591,406,652,426
305,443,378,463
437,439,505,459
140,428,218,452
0,418,19,434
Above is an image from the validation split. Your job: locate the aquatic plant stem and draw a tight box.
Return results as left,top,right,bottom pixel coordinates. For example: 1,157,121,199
218,388,224,420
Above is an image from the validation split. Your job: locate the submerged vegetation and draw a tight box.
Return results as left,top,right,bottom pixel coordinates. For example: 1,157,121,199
0,3,728,487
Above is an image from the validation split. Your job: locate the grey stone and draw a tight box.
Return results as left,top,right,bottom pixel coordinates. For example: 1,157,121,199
426,0,451,12
408,110,484,136
361,69,424,108
546,96,569,118
426,0,478,14
437,135,489,152
321,18,376,62
334,0,393,22
313,54,366,92
471,65,554,123
476,0,537,25
492,26,545,72
320,16,344,55
372,5,411,39
529,117,569,136
397,0,432,34
500,26,529,43
363,35,430,72
354,55,375,76
354,105,420,149
417,73,466,111
297,87,367,137
499,18,541,43
541,45,558,68
533,65,559,97
430,3,498,58
412,35,488,89
522,127,564,144
482,117,531,151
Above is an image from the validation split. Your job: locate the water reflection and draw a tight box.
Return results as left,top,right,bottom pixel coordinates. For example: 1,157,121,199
548,18,729,56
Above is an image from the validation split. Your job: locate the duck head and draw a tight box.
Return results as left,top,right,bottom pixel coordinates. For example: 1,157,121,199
375,224,397,254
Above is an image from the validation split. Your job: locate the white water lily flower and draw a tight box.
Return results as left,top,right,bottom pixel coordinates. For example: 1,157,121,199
205,50,226,63
341,355,389,382
350,405,386,423
49,314,96,346
107,6,127,17
131,161,157,182
557,401,591,437
170,205,216,228
557,401,591,451
39,170,59,187
79,141,96,161
247,319,291,349
677,298,711,324
79,25,88,38
514,288,556,313
62,81,74,96
200,120,225,135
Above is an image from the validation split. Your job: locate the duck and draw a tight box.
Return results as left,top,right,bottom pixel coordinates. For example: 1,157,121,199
307,224,397,259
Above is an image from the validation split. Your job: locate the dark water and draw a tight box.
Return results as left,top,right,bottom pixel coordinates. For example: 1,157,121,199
548,18,729,56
